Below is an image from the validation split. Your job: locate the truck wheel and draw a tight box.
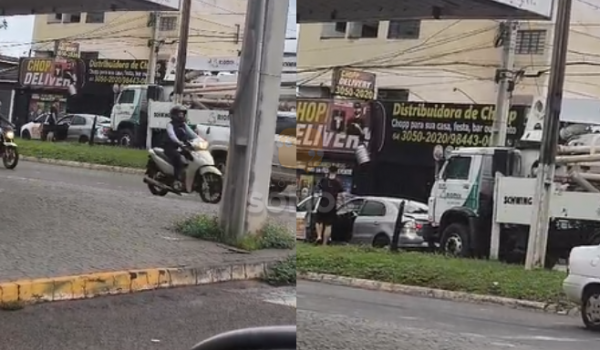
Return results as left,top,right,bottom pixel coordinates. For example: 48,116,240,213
582,285,600,331
118,129,134,147
440,223,471,257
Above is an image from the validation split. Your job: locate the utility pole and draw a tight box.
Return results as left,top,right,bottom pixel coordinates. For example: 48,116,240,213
147,11,161,84
526,0,572,270
490,20,517,147
173,0,192,104
219,0,289,238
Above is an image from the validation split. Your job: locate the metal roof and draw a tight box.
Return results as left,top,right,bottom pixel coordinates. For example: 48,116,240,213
0,0,179,16
297,0,553,22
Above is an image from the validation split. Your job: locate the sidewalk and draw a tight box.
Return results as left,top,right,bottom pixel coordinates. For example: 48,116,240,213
0,162,294,286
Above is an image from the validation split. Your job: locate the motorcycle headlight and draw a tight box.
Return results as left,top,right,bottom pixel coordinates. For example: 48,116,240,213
192,139,209,150
5,131,14,140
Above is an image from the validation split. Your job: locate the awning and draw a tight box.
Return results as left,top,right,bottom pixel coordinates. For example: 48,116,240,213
297,0,553,22
0,0,179,16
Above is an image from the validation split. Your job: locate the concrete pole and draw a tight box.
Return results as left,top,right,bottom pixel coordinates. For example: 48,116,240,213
526,0,572,270
173,0,192,104
147,11,161,84
219,0,289,239
490,20,517,147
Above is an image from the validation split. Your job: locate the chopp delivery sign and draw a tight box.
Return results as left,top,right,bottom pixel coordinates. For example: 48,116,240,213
18,57,85,91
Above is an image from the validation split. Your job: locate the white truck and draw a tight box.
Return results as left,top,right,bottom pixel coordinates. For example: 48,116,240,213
423,97,600,267
194,111,297,193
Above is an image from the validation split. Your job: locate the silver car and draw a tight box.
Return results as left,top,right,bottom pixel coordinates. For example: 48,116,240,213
297,195,429,248
55,114,111,143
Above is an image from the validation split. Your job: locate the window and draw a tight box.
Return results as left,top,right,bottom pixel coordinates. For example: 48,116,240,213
337,199,365,215
320,22,347,39
359,200,386,216
34,51,54,58
377,88,409,101
387,20,421,39
57,116,74,125
71,116,87,125
34,114,48,123
117,90,136,104
443,156,472,180
80,51,100,60
63,13,82,23
47,14,62,24
516,29,546,55
159,16,178,31
86,12,105,23
276,113,296,135
297,196,319,212
348,21,379,39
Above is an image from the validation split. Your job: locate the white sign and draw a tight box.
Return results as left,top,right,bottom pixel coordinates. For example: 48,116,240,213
492,0,553,18
145,0,181,10
148,101,229,129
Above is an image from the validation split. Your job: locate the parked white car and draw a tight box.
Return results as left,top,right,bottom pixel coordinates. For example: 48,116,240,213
563,245,600,330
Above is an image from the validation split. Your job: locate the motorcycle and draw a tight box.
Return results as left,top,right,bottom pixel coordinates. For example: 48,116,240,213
0,125,18,169
143,137,223,203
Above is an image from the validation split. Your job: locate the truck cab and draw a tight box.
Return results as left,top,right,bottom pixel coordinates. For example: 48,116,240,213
425,147,522,257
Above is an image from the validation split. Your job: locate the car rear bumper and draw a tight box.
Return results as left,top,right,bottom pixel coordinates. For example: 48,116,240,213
563,274,586,303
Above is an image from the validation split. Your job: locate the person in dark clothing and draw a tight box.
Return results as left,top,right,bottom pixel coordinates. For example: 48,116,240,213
41,99,59,141
315,165,345,245
163,104,197,191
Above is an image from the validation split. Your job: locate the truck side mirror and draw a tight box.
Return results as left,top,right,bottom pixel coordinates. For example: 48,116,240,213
206,127,211,135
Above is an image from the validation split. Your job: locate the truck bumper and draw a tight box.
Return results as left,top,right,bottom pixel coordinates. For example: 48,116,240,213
421,223,439,244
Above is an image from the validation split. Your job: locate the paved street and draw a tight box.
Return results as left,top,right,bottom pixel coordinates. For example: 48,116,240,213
297,281,600,350
0,281,296,350
0,161,295,281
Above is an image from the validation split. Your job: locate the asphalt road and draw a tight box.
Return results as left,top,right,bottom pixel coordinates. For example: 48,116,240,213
0,281,296,350
0,161,295,281
297,281,600,350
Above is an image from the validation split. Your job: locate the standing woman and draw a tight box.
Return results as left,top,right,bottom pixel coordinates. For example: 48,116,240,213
315,165,345,245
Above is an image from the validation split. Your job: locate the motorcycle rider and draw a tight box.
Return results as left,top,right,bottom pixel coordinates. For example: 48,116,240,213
164,104,197,191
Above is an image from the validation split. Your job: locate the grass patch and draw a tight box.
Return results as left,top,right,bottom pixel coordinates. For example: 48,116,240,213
174,214,295,251
297,243,568,304
263,255,296,286
18,139,147,168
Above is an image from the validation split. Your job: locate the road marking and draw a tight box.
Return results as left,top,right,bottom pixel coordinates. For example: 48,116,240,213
264,296,296,308
503,335,582,342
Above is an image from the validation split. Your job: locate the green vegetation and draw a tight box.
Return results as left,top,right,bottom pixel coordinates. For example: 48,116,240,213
18,139,147,168
263,255,296,286
297,244,568,304
174,214,295,251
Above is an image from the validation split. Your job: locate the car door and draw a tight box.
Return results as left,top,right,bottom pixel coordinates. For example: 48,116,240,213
68,115,88,140
29,114,48,139
332,198,365,242
55,115,74,141
296,195,320,240
352,200,387,244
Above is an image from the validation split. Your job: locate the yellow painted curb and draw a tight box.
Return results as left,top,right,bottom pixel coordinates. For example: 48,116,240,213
0,261,277,304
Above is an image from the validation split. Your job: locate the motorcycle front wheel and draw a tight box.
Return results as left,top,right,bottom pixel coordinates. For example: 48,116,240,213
199,173,222,204
3,147,19,169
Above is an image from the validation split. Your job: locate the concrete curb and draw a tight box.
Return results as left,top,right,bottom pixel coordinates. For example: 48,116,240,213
22,156,145,175
298,272,581,316
0,260,282,305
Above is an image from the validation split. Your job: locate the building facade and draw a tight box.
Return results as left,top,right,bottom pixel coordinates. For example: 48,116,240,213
297,0,600,104
30,0,247,61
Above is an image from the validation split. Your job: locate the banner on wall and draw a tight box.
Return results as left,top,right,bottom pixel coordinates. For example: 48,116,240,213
331,68,376,100
375,101,527,165
296,98,382,165
18,57,86,92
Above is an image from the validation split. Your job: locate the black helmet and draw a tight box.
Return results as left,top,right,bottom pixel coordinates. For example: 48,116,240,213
170,104,187,122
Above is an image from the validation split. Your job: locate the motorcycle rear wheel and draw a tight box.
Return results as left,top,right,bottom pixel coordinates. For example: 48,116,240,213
146,162,168,196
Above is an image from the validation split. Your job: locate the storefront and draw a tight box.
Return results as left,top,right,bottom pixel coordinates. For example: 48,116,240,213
364,100,528,202
12,57,165,133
